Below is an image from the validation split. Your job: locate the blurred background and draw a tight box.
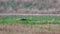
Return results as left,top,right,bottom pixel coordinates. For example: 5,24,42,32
0,0,60,14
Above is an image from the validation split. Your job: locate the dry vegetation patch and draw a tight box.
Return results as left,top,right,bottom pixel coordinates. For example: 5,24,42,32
0,24,60,34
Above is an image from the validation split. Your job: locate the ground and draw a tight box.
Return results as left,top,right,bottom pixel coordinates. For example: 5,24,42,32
0,24,60,34
0,15,60,34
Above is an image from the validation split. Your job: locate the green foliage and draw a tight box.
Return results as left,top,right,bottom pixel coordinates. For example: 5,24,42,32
0,15,60,24
23,2,33,8
0,0,19,11
9,0,18,11
0,0,51,10
38,6,44,10
0,0,59,11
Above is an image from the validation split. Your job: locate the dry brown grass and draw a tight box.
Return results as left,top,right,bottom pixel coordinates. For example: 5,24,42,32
0,24,60,34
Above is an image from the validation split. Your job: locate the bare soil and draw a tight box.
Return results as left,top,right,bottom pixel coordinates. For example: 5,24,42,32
0,24,60,34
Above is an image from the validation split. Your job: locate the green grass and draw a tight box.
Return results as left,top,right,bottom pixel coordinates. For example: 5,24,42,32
0,15,60,24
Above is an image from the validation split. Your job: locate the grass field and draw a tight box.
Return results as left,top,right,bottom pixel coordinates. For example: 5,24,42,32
0,15,60,34
0,15,60,24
